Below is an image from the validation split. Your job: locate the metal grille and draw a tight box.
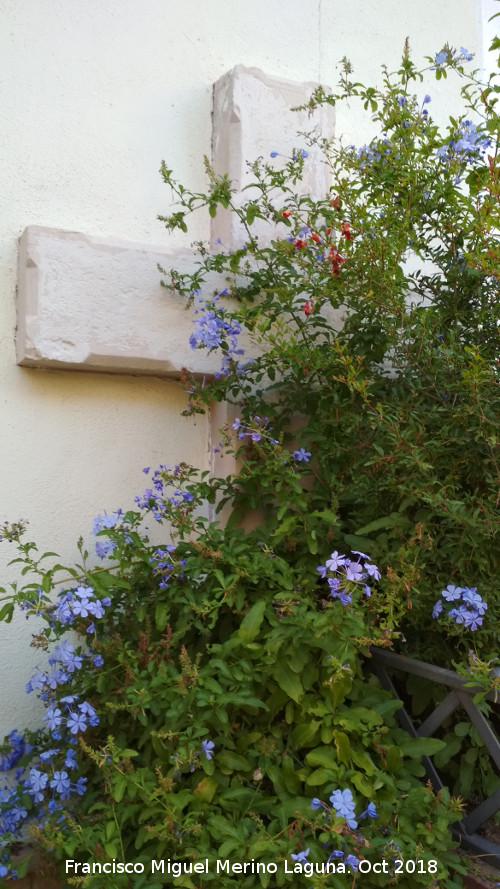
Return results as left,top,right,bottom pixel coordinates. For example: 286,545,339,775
370,647,500,868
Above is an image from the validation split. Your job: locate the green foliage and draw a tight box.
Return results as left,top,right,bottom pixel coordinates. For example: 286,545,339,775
162,50,500,671
1,501,464,888
2,42,500,888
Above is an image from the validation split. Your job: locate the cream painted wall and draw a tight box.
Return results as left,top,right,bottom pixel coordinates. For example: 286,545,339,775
0,0,487,737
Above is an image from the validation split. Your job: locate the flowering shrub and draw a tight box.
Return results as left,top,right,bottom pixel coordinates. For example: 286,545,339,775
1,40,499,888
432,585,488,631
0,504,463,888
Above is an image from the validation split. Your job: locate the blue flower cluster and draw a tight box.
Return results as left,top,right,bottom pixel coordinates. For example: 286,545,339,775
188,291,252,379
135,465,194,523
150,544,186,590
436,120,491,166
434,46,473,68
432,584,487,631
93,511,120,558
0,576,110,870
232,416,275,444
354,138,395,169
270,149,308,159
300,789,378,872
317,550,381,605
189,292,244,376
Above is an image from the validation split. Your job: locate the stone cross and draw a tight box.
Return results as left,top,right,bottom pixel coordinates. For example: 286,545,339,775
16,66,334,480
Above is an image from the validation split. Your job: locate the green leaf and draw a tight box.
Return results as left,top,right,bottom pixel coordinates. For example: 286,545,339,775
217,751,251,772
385,746,402,772
111,776,128,803
238,600,266,642
398,736,446,757
246,203,260,225
454,722,471,738
351,748,376,775
355,513,406,535
434,736,462,767
351,771,374,796
333,731,351,766
273,662,304,703
155,602,168,631
290,721,320,749
194,777,217,803
0,603,14,623
306,746,338,769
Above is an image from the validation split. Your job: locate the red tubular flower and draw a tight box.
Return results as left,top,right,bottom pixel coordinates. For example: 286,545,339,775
282,209,292,218
331,196,341,210
303,300,313,316
294,238,307,249
329,247,346,276
341,221,353,240
310,232,321,244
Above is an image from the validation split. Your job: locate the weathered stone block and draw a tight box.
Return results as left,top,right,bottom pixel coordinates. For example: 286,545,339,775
16,226,222,377
212,65,334,249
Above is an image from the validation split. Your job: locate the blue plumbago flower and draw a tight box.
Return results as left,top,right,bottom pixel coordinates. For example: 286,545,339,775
423,94,431,104
189,296,243,372
436,120,491,165
92,512,118,535
311,797,328,810
66,712,87,735
74,777,87,796
345,855,359,871
50,770,71,795
64,749,77,770
432,583,487,630
359,801,378,819
435,50,448,66
79,701,99,726
28,768,48,799
325,551,347,571
201,739,215,760
462,611,483,631
44,706,63,732
293,448,311,462
95,538,117,559
364,561,381,580
329,788,358,828
461,587,486,613
290,848,309,862
345,561,364,582
270,151,279,157
432,599,444,619
460,46,473,61
396,95,406,106
39,748,59,762
328,579,352,606
441,584,463,602
317,551,380,606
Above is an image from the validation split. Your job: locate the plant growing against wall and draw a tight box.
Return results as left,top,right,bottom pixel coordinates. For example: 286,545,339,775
0,40,499,888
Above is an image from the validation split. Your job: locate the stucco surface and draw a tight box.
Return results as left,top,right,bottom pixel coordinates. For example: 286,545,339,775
0,0,487,737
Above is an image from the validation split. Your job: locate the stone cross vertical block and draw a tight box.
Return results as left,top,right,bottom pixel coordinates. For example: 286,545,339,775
211,65,335,249
209,67,334,490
